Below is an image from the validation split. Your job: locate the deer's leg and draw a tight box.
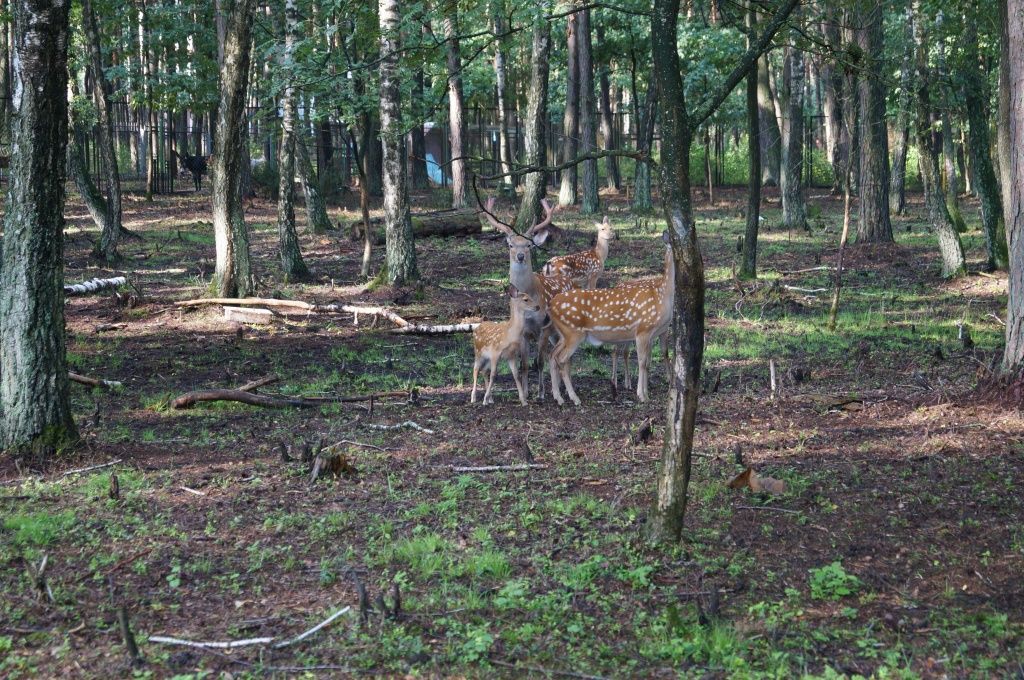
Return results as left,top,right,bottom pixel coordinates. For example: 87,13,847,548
548,334,568,406
635,333,653,403
553,334,584,407
471,355,482,403
624,344,634,390
509,356,527,405
483,356,499,405
611,346,619,387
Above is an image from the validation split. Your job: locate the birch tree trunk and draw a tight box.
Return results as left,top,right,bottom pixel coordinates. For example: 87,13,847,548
820,11,845,192
513,15,551,233
444,3,467,209
493,2,514,187
1,0,79,457
296,137,334,235
211,0,257,297
379,0,418,284
558,13,579,206
936,15,967,232
276,0,308,280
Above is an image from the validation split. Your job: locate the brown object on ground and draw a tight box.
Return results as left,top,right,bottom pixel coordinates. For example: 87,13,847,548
68,372,122,390
171,389,409,410
223,306,275,324
349,209,483,245
727,467,787,495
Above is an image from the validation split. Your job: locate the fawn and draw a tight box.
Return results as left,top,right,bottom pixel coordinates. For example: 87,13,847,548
609,276,671,390
482,197,575,398
471,286,542,405
547,231,675,405
543,216,617,289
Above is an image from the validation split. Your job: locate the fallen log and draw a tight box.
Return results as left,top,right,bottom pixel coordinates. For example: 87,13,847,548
64,276,127,296
175,297,338,312
391,322,478,335
224,306,276,324
351,209,483,246
236,375,280,392
171,388,410,410
69,372,123,389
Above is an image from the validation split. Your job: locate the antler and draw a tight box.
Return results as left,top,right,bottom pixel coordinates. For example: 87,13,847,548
481,196,512,235
527,199,555,237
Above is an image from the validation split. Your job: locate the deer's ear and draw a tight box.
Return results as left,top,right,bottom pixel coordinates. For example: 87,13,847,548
532,229,551,247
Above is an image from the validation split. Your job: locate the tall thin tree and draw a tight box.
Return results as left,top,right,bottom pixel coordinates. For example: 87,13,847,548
276,0,309,280
779,33,806,230
444,1,468,209
578,7,599,214
854,0,893,243
558,13,579,206
1001,0,1024,375
514,14,552,232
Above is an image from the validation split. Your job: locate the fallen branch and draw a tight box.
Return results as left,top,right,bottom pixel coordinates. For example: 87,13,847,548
78,548,152,584
778,266,833,275
148,635,274,650
69,372,123,390
365,421,435,434
340,304,409,327
327,440,390,452
175,297,338,312
236,375,280,392
65,276,127,296
273,606,351,649
391,322,479,335
451,464,548,472
735,505,801,515
61,459,122,477
170,388,409,410
782,285,828,294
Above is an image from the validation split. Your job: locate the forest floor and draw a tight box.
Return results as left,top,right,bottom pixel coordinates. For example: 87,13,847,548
1,181,1022,679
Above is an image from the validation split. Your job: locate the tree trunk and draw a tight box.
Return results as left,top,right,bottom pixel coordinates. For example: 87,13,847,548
276,0,308,280
0,0,9,135
379,0,418,284
558,13,579,206
82,0,122,263
493,3,514,187
999,0,1013,214
68,118,113,237
913,0,965,278
780,40,805,230
597,23,619,192
513,16,551,233
1002,0,1024,375
757,55,782,186
444,4,467,209
740,2,761,279
936,17,967,233
410,58,430,190
632,82,657,214
578,8,599,214
211,0,257,298
889,4,913,215
963,14,1008,271
820,11,845,191
1,0,79,457
855,0,893,243
296,137,333,235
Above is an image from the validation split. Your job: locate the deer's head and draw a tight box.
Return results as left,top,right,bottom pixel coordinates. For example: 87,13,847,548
484,197,554,273
596,216,616,243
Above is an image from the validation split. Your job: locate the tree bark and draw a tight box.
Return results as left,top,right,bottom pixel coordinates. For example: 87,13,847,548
211,0,257,297
963,12,1008,271
276,0,308,280
444,4,467,209
578,8,600,214
1,0,79,457
597,22,619,192
68,118,113,237
855,0,893,243
999,0,1013,214
889,4,913,215
492,2,514,187
410,56,430,190
632,81,657,213
740,2,761,279
295,137,334,234
513,16,551,233
558,13,579,206
820,11,845,191
912,0,965,278
379,0,418,284
780,39,806,230
82,0,122,263
1002,0,1024,375
757,55,782,186
936,15,967,233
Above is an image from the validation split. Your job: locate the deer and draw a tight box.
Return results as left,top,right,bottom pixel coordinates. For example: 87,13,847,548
543,216,617,289
546,231,675,405
172,150,209,192
609,276,672,391
470,285,542,405
482,197,576,399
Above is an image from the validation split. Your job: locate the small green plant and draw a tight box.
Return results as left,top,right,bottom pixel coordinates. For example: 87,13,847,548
808,561,861,600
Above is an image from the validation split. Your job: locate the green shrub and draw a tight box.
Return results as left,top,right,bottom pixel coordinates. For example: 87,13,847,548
808,561,861,600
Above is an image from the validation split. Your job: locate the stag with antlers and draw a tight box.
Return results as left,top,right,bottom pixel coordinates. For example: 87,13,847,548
482,197,575,399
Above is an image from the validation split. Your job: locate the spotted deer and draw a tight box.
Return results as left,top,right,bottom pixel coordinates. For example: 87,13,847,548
610,276,672,390
543,216,616,289
483,197,576,398
471,286,542,405
546,232,675,405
